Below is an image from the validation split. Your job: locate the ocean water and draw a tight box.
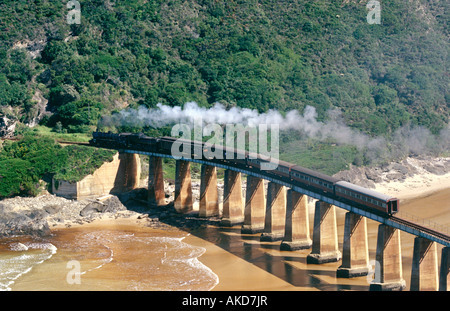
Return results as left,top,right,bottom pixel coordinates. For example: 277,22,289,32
0,225,219,291
0,240,57,291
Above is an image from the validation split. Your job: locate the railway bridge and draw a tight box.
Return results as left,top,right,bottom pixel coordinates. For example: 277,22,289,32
90,132,450,291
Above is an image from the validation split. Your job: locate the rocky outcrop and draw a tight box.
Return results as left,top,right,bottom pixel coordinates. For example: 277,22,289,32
0,115,17,138
0,203,51,237
13,39,47,60
333,156,450,188
27,90,50,127
79,196,127,217
0,194,131,237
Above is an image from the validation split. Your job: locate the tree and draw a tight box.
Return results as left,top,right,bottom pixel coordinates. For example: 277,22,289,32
56,98,103,131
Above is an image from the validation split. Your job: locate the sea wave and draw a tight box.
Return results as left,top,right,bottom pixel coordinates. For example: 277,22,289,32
0,242,57,291
81,231,219,291
1,230,219,291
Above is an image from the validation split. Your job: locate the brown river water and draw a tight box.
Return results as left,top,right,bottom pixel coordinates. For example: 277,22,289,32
1,188,449,291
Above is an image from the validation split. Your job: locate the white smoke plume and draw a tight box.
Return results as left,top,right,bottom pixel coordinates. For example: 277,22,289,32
99,101,450,161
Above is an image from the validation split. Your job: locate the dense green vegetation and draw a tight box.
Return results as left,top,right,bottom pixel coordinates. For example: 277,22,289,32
0,1,448,197
0,134,115,198
0,0,448,135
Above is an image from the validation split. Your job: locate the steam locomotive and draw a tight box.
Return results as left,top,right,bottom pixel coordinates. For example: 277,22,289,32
90,132,399,216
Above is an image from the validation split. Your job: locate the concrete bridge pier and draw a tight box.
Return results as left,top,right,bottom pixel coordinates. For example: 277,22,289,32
410,237,439,291
117,153,141,191
241,175,266,234
199,165,219,217
307,201,341,264
261,182,286,242
370,224,406,291
174,160,193,214
148,156,166,207
439,247,450,291
280,190,312,251
221,170,244,227
337,212,370,278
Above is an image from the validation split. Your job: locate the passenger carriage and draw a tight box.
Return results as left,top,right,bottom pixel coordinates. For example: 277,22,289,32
334,181,399,215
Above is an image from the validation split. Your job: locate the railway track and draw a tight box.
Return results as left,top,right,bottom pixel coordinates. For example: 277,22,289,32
56,140,90,146
1,137,89,146
390,216,450,244
4,134,450,245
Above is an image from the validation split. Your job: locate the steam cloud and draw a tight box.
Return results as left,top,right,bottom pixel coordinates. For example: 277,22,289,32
99,102,450,163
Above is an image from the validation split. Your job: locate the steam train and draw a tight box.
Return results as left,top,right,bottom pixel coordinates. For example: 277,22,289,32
90,132,399,216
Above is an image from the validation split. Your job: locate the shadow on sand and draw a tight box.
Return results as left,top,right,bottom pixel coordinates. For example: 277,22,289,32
118,190,371,291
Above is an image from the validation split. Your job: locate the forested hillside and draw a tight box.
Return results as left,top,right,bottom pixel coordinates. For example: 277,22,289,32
0,0,448,135
0,0,448,198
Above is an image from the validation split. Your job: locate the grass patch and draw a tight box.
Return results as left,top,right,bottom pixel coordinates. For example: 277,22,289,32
0,134,115,198
280,138,360,176
26,125,91,143
53,145,116,183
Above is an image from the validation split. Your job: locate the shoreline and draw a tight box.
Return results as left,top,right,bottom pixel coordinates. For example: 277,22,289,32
374,171,450,202
1,156,449,291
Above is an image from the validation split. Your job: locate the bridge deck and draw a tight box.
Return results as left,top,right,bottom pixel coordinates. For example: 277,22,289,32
120,148,450,247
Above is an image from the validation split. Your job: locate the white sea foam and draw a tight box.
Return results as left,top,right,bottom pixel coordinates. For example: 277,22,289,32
9,243,28,252
152,236,219,291
181,254,219,291
1,231,218,291
0,242,57,291
115,234,219,290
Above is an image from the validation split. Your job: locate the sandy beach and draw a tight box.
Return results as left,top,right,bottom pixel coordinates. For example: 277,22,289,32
374,167,450,201
186,163,450,291
1,157,449,291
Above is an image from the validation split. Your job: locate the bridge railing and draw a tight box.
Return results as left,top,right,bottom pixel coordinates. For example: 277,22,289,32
396,211,450,236
115,143,450,245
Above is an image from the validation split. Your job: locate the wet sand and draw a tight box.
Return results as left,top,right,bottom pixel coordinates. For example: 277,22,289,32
186,175,450,291
9,218,219,291
5,171,450,291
